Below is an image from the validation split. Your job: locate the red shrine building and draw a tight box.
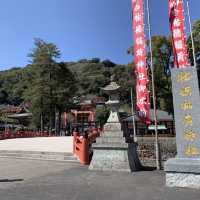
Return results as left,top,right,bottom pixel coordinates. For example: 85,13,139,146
71,96,106,123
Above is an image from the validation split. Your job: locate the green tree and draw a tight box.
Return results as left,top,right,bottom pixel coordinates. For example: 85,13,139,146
0,67,24,105
0,90,8,104
77,60,111,95
24,38,76,133
128,35,174,113
187,20,200,87
52,62,77,134
187,20,200,67
150,36,173,114
112,64,135,104
95,107,110,126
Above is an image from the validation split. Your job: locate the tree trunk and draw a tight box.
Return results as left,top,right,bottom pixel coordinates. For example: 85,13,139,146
54,106,58,136
40,113,44,132
58,109,62,136
49,110,53,134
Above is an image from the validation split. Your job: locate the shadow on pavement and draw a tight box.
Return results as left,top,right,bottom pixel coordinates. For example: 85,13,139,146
140,166,157,171
0,179,24,183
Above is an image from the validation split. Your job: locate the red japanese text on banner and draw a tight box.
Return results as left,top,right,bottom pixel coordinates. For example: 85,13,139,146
169,0,190,68
132,0,150,124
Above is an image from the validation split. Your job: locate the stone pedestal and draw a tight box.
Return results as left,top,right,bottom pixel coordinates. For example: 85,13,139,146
89,122,141,172
165,67,200,189
165,158,200,189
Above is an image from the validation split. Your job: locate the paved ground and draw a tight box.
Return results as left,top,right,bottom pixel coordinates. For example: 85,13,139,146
0,158,200,200
0,137,73,153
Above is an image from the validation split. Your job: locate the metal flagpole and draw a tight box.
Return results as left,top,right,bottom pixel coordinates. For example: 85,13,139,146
131,88,137,142
146,0,160,170
186,0,197,68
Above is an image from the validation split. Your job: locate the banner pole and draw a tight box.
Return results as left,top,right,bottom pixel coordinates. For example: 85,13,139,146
131,88,137,142
146,0,160,170
186,0,197,68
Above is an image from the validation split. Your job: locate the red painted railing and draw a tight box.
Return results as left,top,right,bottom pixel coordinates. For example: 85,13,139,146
0,130,54,140
73,128,101,165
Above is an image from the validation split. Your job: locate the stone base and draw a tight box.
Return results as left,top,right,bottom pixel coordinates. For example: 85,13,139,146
166,172,200,189
165,158,200,173
89,120,141,173
165,158,200,189
89,149,131,172
89,143,141,172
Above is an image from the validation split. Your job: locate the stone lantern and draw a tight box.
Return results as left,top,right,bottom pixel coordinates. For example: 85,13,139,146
102,78,120,124
89,78,141,172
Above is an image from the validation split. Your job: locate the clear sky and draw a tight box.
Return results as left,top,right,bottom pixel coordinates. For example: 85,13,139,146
0,0,200,70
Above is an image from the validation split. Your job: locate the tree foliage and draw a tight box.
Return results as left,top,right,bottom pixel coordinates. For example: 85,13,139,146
128,35,173,113
0,39,77,131
149,36,173,113
187,20,200,87
26,39,77,131
187,20,200,67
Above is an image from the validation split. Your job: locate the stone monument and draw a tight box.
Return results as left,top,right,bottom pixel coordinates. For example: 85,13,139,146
89,78,141,172
165,67,200,189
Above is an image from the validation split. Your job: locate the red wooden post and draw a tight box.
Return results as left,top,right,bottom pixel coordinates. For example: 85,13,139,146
80,138,89,165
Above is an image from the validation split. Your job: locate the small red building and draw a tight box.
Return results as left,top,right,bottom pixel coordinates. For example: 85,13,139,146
71,96,106,123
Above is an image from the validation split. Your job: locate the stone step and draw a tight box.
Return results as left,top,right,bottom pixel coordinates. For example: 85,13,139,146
96,137,126,144
92,142,128,149
0,153,77,161
0,150,73,156
0,151,79,163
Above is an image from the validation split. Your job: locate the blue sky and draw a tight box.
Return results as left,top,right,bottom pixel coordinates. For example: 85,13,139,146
0,0,200,70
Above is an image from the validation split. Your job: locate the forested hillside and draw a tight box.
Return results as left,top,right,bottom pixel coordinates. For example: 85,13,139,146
0,58,133,106
1,20,200,130
0,39,134,130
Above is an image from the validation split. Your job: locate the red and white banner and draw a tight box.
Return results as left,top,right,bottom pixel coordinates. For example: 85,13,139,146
132,0,150,124
169,0,190,68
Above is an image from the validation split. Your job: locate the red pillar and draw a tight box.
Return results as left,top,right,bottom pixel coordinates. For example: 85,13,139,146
80,138,89,165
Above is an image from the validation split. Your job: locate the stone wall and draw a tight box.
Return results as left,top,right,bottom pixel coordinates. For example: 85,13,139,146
136,137,177,168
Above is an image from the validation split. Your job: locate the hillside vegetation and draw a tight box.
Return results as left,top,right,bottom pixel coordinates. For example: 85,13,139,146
1,19,200,130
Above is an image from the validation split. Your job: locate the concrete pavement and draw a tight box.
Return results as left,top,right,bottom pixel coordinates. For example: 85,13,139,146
0,158,199,200
0,136,73,153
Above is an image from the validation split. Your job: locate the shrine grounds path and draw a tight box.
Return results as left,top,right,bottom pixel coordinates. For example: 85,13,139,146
0,158,200,200
0,137,73,153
